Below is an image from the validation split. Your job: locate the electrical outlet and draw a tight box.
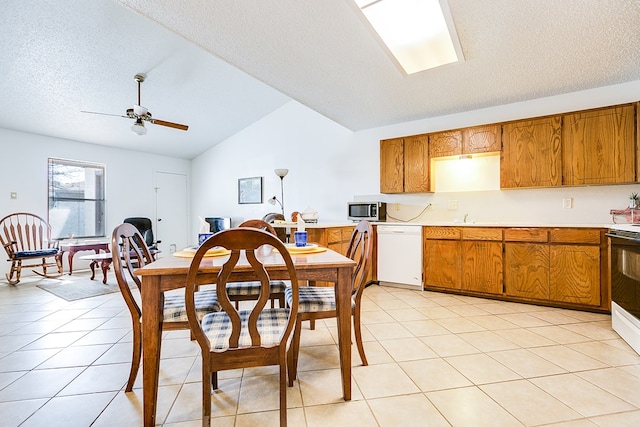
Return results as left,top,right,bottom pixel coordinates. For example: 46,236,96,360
447,200,458,210
394,203,400,211
563,198,573,209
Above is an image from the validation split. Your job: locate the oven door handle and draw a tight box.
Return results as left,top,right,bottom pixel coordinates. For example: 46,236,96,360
606,232,640,243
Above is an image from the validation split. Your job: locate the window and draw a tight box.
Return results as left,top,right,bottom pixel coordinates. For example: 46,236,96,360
48,158,106,239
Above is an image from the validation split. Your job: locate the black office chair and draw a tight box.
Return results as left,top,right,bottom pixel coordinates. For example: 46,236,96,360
123,217,161,251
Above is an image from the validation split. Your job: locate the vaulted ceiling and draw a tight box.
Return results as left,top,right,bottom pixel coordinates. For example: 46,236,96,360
2,0,639,159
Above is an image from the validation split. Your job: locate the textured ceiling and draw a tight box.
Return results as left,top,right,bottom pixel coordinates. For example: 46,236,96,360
2,0,640,159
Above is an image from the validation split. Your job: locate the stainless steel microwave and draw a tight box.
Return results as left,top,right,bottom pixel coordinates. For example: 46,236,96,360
347,202,387,222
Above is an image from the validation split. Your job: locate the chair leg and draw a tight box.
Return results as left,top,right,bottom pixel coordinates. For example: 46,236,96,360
353,309,368,366
125,320,142,392
287,317,302,386
202,359,212,427
6,260,20,285
211,371,218,390
280,359,288,427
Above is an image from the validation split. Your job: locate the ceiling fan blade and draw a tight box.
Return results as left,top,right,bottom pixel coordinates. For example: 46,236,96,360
81,110,128,118
150,118,189,131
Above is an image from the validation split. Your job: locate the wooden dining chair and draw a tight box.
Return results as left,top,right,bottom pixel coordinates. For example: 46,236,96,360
224,219,287,308
285,220,373,385
111,223,221,392
185,228,299,427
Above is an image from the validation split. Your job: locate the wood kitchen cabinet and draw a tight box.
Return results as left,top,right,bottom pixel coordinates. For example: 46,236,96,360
548,228,602,307
307,225,376,286
562,104,636,186
461,228,503,295
422,226,608,311
423,227,461,290
504,228,550,300
429,130,462,158
380,134,429,193
503,227,603,308
380,137,404,193
501,116,562,188
428,125,500,159
463,124,501,154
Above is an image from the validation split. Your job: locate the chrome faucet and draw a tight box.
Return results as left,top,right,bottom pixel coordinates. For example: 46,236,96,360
463,213,469,223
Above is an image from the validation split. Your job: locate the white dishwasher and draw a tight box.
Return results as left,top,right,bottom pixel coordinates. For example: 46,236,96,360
376,224,423,290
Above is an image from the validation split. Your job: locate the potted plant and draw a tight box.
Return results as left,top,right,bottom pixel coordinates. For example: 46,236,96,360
630,192,639,209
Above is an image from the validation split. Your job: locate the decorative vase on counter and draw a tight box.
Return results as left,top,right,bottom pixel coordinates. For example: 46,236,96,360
301,207,319,223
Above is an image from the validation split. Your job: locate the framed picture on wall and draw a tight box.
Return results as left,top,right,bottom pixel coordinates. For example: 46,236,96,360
238,176,263,204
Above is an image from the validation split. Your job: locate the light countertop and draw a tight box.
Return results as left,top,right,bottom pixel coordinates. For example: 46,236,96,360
274,220,630,229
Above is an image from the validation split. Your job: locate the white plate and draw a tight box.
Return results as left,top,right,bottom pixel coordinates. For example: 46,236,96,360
284,243,317,249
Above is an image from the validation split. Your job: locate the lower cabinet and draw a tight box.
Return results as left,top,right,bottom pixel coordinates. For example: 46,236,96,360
308,225,376,286
549,244,601,306
461,228,503,295
424,226,607,311
424,227,461,290
504,243,550,300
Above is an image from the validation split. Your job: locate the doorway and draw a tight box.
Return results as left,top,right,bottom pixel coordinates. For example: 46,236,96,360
154,171,189,254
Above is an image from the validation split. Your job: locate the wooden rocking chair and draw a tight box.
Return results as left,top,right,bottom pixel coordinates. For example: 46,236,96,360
0,212,63,284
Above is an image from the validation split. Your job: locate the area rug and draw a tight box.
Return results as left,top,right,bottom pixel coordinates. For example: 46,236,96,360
36,276,121,301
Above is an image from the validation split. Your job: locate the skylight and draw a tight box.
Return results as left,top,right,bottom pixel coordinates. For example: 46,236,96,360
352,0,463,75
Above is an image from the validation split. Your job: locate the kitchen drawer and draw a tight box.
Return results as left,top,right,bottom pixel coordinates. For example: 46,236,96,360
504,228,549,242
462,227,502,241
424,227,461,240
549,228,601,244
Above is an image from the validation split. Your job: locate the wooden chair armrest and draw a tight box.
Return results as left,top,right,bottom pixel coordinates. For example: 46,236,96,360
3,240,18,258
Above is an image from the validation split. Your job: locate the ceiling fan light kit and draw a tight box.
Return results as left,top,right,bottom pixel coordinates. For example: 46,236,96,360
131,119,147,135
82,73,189,135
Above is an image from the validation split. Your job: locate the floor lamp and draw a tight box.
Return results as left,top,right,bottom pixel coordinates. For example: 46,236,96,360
271,168,288,217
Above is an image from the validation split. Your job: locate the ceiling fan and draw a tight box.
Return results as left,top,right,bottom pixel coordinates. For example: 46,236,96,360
82,73,189,135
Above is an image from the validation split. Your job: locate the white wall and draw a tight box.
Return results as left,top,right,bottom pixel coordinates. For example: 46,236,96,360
0,128,190,279
191,79,640,234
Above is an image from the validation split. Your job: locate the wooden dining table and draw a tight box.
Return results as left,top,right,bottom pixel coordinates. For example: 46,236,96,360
134,246,356,427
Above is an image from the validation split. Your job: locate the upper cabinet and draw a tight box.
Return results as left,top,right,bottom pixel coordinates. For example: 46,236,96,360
562,105,636,185
463,124,501,154
428,125,500,158
429,130,462,158
380,137,404,193
381,102,638,193
380,134,429,194
501,116,562,188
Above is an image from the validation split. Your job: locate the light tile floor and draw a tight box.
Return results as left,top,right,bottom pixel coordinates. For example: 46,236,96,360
2,272,640,426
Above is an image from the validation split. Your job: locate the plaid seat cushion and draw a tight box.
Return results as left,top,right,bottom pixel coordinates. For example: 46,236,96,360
225,280,287,297
200,308,290,349
285,286,355,313
163,289,221,322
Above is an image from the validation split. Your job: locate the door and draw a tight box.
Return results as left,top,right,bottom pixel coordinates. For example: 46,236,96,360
155,171,189,255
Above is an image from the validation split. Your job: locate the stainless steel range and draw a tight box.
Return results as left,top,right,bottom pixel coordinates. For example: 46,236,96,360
607,226,640,355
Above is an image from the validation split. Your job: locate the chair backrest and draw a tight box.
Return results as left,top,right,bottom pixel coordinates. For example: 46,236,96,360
346,221,374,301
111,223,155,319
261,213,286,242
123,217,155,248
185,228,299,350
238,219,277,236
0,212,55,257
